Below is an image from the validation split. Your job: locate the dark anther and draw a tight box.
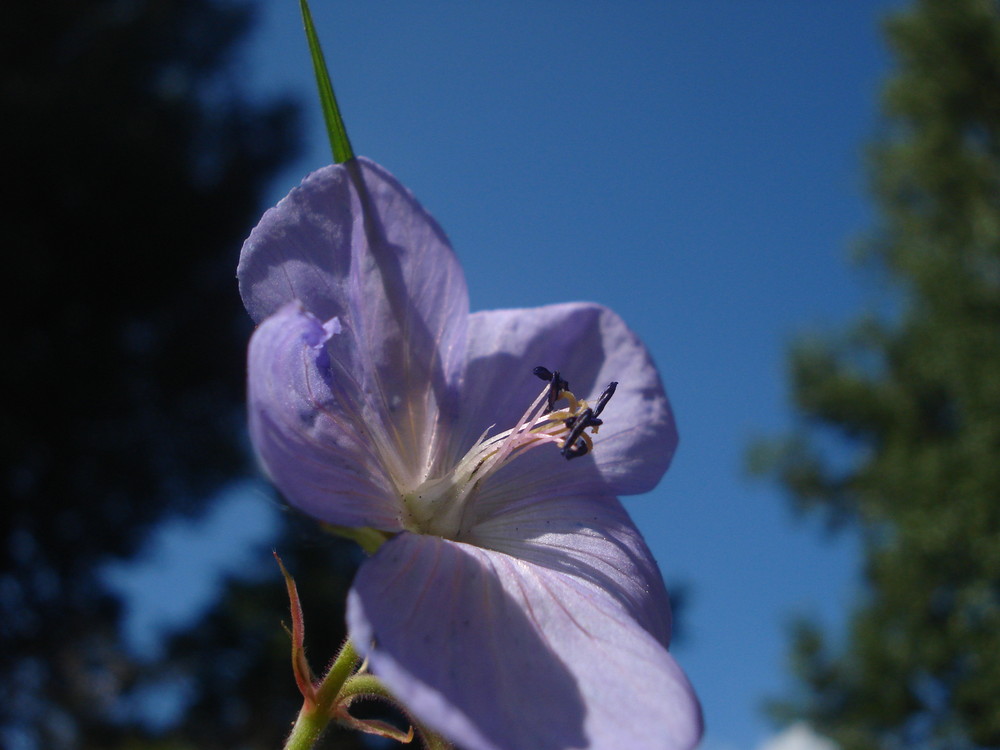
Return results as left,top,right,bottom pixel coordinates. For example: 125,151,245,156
534,365,569,413
564,413,602,431
533,366,553,381
561,407,595,459
563,437,591,459
593,381,618,418
560,381,619,460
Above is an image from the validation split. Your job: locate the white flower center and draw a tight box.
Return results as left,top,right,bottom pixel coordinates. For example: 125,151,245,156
400,372,616,539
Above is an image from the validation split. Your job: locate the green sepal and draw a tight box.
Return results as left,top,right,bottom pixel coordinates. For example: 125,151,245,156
299,0,354,163
322,524,391,555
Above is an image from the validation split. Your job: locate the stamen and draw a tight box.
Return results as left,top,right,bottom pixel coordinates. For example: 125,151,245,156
403,370,621,536
561,407,595,459
473,384,554,479
534,365,570,413
560,380,618,460
593,381,618,418
532,366,553,380
563,435,592,458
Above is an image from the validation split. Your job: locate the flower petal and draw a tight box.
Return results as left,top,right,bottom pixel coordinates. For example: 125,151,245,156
453,303,676,500
240,158,470,485
464,491,674,647
348,532,702,750
247,302,403,530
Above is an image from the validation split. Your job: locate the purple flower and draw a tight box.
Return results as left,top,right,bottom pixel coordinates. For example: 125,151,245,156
239,158,702,750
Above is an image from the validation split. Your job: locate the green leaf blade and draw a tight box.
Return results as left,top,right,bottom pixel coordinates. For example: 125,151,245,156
300,0,354,163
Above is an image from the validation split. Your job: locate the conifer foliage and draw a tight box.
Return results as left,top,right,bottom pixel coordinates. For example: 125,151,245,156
756,1,1000,747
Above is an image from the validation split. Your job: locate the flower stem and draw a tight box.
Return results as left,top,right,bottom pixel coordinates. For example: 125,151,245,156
282,639,359,750
336,676,454,750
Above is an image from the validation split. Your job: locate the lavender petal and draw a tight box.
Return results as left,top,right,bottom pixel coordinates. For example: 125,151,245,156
348,533,702,750
454,302,676,499
240,159,470,484
247,302,404,530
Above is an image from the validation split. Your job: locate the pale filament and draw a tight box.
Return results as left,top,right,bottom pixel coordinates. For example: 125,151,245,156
402,382,602,537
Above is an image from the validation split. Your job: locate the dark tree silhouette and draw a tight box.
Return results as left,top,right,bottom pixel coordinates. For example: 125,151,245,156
0,1,323,746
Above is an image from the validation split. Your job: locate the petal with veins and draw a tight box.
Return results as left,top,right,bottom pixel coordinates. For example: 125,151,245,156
247,302,404,530
465,492,674,647
348,532,701,750
240,158,470,485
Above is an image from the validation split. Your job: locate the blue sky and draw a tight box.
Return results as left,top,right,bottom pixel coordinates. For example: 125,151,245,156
113,3,903,748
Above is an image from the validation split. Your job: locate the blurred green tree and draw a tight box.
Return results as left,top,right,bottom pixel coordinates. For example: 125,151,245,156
0,1,367,747
751,1,1000,748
